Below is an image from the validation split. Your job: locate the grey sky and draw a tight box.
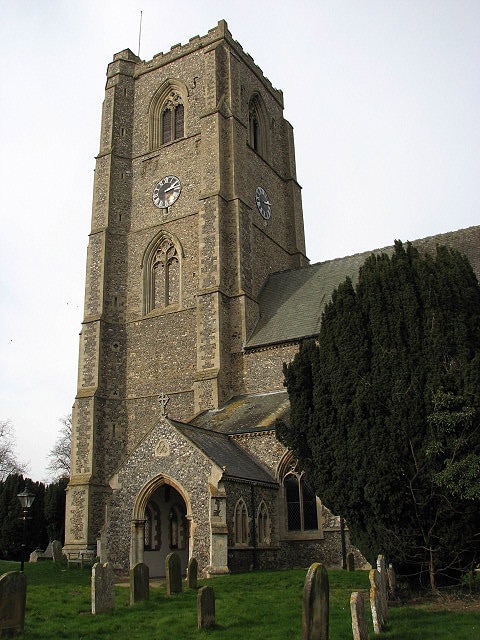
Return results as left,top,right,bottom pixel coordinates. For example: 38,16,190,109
1,0,479,480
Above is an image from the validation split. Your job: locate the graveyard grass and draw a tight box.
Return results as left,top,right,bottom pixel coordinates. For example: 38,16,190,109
0,561,478,639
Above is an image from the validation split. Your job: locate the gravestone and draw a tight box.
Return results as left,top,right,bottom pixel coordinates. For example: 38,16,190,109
129,562,149,605
29,549,44,563
350,591,369,640
376,555,388,621
347,552,355,572
0,571,27,637
369,569,384,634
166,552,182,595
51,540,64,562
91,562,115,614
197,585,215,629
187,557,198,589
302,562,329,640
28,540,63,563
387,564,396,598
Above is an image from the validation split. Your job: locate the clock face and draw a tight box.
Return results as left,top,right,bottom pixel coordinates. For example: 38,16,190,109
153,175,182,209
255,186,272,220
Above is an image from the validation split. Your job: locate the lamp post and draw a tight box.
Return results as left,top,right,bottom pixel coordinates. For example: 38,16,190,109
17,486,35,572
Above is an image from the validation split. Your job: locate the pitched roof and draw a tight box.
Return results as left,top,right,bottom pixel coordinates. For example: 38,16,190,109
171,419,276,484
247,225,480,348
190,390,290,434
170,226,479,483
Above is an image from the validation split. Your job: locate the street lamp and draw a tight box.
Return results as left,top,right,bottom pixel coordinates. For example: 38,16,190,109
17,486,35,572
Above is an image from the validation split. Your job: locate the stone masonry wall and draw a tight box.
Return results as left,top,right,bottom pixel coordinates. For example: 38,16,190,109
106,417,215,574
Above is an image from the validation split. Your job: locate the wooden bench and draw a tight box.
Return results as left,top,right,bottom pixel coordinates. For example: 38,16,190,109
66,550,95,568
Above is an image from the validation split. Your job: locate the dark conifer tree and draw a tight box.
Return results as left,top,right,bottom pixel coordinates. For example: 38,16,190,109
0,474,47,561
44,477,68,543
277,242,480,589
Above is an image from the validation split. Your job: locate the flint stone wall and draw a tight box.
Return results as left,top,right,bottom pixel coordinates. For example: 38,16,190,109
106,417,214,574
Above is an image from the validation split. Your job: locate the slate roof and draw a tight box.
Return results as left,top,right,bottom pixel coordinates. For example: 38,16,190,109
171,226,479,484
247,225,480,348
246,251,379,348
171,419,276,485
190,390,290,434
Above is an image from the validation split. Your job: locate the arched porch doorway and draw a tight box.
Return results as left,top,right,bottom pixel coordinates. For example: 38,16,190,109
131,476,191,578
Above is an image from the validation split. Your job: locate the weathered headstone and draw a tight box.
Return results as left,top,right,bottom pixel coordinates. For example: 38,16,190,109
0,571,27,637
387,563,396,598
302,562,329,640
29,549,43,563
376,555,388,621
197,585,215,629
166,552,182,595
129,562,149,605
187,557,198,589
350,591,369,640
51,540,64,562
91,562,115,614
29,541,64,563
369,569,384,634
347,552,355,572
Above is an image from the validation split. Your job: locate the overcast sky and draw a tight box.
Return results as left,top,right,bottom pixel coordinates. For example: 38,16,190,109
1,0,479,482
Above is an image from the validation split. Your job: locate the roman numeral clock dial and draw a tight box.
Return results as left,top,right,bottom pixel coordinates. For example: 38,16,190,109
255,186,272,220
153,175,182,209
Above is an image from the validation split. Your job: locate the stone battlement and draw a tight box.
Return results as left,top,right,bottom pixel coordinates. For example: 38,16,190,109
111,20,283,105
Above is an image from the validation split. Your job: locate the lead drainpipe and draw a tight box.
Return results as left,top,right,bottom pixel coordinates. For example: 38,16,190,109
340,516,347,569
251,484,257,570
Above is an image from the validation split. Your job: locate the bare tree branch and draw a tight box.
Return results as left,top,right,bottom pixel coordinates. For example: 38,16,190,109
0,419,27,480
46,414,71,480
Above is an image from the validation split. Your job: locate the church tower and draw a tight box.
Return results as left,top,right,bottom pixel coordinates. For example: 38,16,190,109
64,21,307,559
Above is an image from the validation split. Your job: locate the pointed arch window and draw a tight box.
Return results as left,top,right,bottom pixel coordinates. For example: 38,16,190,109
256,501,271,545
144,505,153,550
284,471,319,532
234,499,249,545
169,505,187,550
144,503,160,550
161,93,184,144
248,94,267,157
149,82,187,150
143,232,183,315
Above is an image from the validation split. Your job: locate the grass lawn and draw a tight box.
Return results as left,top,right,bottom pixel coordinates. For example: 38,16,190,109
0,560,478,639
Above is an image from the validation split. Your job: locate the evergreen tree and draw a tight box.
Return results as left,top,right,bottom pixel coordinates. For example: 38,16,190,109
277,242,480,589
44,477,68,542
0,474,48,561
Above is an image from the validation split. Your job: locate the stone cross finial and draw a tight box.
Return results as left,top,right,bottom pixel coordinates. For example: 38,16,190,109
158,393,169,417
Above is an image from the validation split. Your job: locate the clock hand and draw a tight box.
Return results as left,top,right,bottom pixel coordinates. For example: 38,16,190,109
164,183,180,192
264,200,271,206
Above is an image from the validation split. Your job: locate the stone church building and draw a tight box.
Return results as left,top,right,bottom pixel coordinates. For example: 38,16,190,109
64,21,480,577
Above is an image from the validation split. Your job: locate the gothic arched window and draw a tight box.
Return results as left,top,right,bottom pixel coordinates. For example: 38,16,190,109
161,93,184,144
248,94,268,157
256,501,271,545
234,499,249,545
149,81,187,150
284,472,319,532
144,505,153,550
144,503,160,550
169,505,187,550
142,232,183,315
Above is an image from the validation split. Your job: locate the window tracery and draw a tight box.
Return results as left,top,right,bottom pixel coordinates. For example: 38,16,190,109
143,232,182,315
248,94,268,157
256,501,271,545
149,82,187,150
144,505,153,549
234,499,249,545
284,471,319,532
169,504,187,550
161,91,184,144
